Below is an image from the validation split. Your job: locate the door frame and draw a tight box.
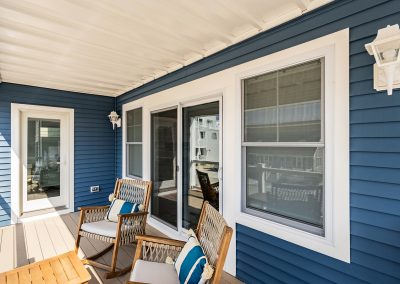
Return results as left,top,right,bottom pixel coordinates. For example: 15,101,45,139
21,111,68,212
11,103,74,224
149,105,180,231
145,93,223,239
180,95,224,224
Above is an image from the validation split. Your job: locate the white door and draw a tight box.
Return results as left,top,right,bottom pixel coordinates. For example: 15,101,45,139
21,110,70,212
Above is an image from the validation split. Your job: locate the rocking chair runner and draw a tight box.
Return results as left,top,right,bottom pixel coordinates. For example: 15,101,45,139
75,178,152,279
127,201,233,284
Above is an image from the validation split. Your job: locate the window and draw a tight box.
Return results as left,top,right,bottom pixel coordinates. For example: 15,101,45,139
126,108,142,178
242,59,325,235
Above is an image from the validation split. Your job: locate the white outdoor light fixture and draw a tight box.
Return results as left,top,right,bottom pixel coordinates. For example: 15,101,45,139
365,24,400,96
108,111,121,130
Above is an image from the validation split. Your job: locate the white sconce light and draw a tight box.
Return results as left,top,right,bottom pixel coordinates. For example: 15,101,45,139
365,24,400,96
108,111,121,130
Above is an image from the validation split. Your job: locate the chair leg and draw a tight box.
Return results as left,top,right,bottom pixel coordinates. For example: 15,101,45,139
105,241,120,279
75,233,81,254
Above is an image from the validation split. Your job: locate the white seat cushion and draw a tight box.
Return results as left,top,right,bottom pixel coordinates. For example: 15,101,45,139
130,260,179,284
81,220,117,238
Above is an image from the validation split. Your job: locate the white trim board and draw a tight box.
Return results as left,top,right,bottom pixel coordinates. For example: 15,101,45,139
120,28,349,274
11,103,75,224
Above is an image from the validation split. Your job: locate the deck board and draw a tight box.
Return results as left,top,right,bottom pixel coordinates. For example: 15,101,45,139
0,226,14,272
24,221,44,264
35,220,57,259
43,218,69,255
0,212,242,283
14,224,29,267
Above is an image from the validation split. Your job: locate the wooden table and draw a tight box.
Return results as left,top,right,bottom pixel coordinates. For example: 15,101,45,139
0,251,91,284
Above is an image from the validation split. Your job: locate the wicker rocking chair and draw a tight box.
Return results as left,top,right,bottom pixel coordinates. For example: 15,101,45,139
127,201,233,284
75,178,152,279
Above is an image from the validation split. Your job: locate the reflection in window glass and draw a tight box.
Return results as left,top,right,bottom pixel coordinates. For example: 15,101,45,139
27,119,61,201
126,108,142,178
182,102,220,230
246,147,324,228
151,108,178,228
244,71,277,142
244,60,322,143
242,59,325,235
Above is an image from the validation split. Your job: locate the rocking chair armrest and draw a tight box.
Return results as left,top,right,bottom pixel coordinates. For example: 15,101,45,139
78,206,109,224
135,234,186,247
78,205,110,211
132,235,185,266
118,211,149,220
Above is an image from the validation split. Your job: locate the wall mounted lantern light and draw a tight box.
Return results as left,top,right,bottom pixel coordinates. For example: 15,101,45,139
108,111,121,130
365,24,400,95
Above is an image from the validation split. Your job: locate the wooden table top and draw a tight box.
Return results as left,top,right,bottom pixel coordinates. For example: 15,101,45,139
0,251,91,284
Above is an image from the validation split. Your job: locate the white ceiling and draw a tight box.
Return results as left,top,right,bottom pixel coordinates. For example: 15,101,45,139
0,0,331,97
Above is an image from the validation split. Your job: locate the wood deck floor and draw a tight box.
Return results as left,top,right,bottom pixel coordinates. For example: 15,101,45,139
0,212,241,284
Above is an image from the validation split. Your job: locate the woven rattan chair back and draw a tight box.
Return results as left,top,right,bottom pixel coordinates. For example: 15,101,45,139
115,179,152,210
196,202,227,266
130,201,232,284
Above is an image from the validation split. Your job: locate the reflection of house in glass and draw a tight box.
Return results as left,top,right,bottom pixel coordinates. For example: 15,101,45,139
190,115,219,188
243,60,325,229
27,119,61,201
245,100,321,141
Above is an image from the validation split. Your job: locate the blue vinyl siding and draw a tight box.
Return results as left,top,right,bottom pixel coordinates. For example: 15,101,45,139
116,0,400,282
0,83,116,226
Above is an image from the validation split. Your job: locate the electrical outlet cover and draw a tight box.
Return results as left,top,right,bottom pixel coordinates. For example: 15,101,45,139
90,185,100,192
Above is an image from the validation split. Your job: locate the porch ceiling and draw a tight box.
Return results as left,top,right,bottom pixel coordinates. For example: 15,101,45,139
0,0,331,97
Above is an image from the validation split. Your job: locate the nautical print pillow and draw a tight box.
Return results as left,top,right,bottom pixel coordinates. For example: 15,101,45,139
105,198,142,222
174,230,213,284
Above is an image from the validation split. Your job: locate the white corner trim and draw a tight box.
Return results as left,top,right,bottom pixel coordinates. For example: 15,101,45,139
235,28,350,262
11,104,20,224
11,103,75,224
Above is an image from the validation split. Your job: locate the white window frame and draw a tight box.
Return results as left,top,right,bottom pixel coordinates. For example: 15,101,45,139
123,104,144,179
235,29,350,262
241,58,326,236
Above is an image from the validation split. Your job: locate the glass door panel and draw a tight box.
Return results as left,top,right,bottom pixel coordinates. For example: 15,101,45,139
151,108,178,228
27,118,61,201
182,101,220,230
22,110,69,213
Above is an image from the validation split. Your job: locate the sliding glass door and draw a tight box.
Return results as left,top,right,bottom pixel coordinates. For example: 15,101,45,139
151,108,178,228
182,101,221,229
149,98,222,232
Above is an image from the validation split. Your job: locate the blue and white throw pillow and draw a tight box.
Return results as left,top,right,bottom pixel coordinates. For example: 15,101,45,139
174,230,213,284
105,198,142,222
